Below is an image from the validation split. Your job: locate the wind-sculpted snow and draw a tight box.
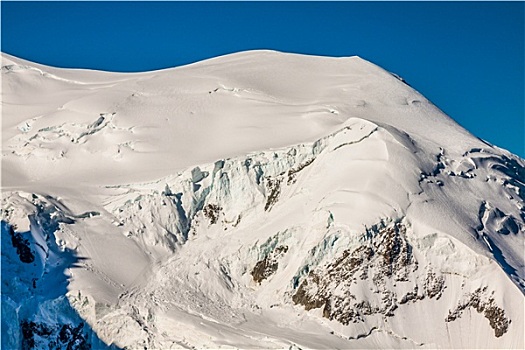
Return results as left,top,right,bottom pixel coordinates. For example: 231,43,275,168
416,147,525,290
2,50,524,349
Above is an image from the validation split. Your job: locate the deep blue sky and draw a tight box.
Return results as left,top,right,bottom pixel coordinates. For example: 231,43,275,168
2,2,524,157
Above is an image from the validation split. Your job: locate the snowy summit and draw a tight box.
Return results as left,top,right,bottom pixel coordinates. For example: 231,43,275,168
1,50,524,349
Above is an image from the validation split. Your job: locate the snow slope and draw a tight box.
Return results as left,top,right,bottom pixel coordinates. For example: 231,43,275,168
1,50,524,349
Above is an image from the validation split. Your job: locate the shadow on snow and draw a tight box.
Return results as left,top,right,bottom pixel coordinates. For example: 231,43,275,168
1,214,121,350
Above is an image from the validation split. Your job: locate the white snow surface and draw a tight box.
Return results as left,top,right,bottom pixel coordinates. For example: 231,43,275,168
1,50,524,349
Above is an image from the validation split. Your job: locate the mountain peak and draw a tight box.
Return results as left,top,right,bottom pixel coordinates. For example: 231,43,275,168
2,50,524,349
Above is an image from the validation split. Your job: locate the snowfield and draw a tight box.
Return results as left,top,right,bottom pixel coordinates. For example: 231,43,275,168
1,50,524,349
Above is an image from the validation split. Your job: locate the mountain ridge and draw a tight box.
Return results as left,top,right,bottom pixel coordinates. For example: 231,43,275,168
2,50,524,349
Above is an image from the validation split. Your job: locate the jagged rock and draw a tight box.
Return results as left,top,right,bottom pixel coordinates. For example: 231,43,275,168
21,320,89,350
264,177,282,211
252,245,289,284
424,271,445,299
399,286,424,304
446,287,510,337
203,204,222,225
287,158,314,185
373,222,416,281
292,221,419,325
9,226,35,264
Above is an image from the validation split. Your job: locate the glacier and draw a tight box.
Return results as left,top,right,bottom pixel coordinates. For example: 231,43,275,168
1,50,524,349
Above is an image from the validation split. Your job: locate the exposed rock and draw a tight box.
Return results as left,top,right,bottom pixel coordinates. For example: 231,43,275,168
264,157,315,210
21,320,89,350
287,158,314,185
264,177,282,211
292,222,419,325
424,271,445,299
203,204,222,225
446,287,510,337
292,275,328,311
251,245,288,284
9,225,35,264
399,286,424,304
373,223,416,281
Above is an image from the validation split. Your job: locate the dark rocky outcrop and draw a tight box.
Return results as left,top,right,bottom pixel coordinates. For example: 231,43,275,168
264,178,282,212
21,320,90,350
251,245,288,284
9,225,35,264
203,204,222,225
446,287,510,337
291,222,451,325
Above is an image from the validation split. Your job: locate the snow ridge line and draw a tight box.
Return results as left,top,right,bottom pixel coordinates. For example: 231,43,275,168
105,119,381,254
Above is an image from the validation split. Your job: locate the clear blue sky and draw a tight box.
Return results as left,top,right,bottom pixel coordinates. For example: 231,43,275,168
2,1,523,157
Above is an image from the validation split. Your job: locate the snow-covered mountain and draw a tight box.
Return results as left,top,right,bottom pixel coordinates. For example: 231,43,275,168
1,50,524,349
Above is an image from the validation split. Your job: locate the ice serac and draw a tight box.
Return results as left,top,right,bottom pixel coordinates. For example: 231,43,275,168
2,50,524,349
